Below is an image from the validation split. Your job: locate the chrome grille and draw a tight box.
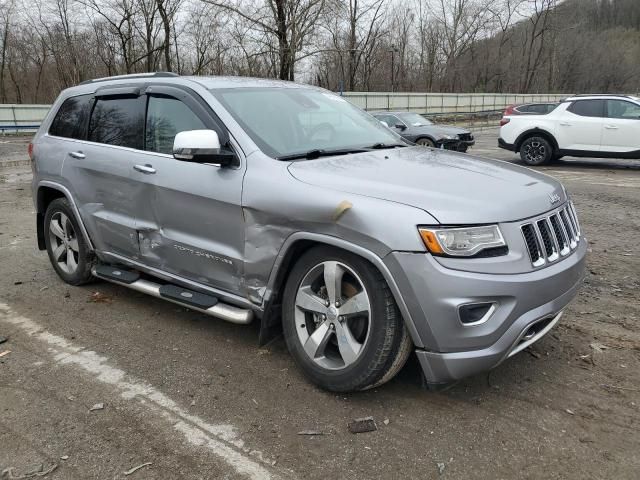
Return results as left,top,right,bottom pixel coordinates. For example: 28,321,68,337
521,202,581,267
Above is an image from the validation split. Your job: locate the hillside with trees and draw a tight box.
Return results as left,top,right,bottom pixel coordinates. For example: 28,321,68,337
0,0,639,103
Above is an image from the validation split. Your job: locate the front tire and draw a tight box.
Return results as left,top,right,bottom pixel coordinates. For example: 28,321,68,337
44,198,95,285
520,136,553,165
416,137,435,147
282,246,412,392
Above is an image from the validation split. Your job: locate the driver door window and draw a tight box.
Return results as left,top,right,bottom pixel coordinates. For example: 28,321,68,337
606,100,640,120
145,96,206,154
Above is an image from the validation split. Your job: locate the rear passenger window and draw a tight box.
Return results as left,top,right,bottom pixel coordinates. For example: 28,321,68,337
88,97,144,149
567,100,605,118
145,96,206,154
49,95,91,139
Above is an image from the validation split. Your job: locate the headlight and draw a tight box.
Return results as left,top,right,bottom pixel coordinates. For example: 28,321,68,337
418,225,506,257
441,134,456,140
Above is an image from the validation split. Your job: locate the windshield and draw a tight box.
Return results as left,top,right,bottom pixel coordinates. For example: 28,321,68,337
398,113,433,126
212,87,402,158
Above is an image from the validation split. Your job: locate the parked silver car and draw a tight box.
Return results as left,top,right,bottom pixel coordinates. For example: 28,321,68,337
31,73,586,392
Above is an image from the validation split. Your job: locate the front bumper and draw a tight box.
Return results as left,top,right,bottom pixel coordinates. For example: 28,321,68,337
384,239,587,384
458,139,475,151
439,139,475,152
438,139,463,151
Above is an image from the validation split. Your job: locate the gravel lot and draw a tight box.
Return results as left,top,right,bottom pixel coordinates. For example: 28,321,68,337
1,131,639,479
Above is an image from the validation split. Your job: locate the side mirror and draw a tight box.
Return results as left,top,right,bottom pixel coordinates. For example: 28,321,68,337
395,124,407,131
379,120,389,128
173,129,236,167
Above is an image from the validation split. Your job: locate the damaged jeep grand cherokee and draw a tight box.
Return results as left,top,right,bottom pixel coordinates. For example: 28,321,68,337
31,73,586,392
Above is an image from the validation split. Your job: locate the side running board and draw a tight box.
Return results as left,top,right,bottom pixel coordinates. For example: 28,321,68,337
92,265,253,325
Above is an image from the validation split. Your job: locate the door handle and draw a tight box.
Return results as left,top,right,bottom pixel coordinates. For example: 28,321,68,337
68,151,85,159
133,164,156,174
559,122,572,127
605,125,619,130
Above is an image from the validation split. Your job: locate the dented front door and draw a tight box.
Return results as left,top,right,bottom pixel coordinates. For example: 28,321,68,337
132,156,245,294
131,87,245,295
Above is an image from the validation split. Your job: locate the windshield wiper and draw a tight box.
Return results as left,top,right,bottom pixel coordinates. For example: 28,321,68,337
367,142,408,150
277,148,369,161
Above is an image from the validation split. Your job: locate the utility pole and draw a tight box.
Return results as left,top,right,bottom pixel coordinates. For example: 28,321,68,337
389,45,399,92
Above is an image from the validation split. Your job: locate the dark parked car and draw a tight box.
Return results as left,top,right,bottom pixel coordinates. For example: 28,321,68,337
372,111,475,152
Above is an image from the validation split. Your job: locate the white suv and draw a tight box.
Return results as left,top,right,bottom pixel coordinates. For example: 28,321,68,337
499,95,640,165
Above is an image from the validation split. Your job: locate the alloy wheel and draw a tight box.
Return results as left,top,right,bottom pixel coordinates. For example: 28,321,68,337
524,141,546,163
48,212,79,274
294,261,371,370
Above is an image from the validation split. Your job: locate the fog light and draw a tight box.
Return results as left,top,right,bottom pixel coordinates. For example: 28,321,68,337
459,303,495,326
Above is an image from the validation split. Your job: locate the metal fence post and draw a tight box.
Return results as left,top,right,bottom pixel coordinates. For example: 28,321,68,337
11,105,18,134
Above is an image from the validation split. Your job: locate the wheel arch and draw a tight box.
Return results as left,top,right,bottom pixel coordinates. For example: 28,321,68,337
514,128,559,153
36,181,94,252
258,232,423,349
414,135,437,145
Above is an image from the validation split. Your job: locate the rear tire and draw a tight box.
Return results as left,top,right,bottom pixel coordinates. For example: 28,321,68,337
44,198,95,285
282,246,412,392
520,136,553,165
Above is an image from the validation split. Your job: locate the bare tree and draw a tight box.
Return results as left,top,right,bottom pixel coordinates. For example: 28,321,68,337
155,0,180,71
0,0,15,102
344,0,386,90
201,0,327,80
432,0,496,91
518,0,556,92
1,0,640,103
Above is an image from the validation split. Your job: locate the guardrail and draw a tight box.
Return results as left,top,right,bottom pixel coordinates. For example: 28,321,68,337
0,93,572,133
0,104,50,134
342,92,567,113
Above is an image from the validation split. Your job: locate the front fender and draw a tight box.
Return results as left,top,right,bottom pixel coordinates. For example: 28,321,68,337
263,231,426,348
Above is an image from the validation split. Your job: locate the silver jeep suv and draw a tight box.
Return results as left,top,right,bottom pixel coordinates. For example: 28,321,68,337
31,73,587,392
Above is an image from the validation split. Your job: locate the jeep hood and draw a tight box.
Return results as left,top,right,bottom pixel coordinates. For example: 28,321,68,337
287,147,566,224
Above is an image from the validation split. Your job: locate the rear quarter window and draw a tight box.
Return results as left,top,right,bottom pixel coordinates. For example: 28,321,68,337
49,95,91,139
517,104,558,114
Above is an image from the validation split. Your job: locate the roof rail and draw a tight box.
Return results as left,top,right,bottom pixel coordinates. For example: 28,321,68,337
79,72,179,86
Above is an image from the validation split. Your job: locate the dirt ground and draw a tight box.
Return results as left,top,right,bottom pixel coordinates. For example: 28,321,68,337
0,132,639,479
